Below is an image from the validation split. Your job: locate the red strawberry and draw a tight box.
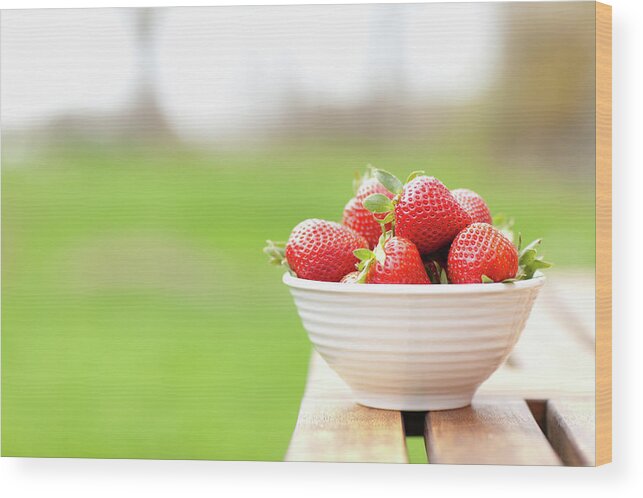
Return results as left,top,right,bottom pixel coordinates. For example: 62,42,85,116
343,178,394,248
285,219,368,282
447,223,518,284
356,236,430,284
395,176,472,255
452,188,492,224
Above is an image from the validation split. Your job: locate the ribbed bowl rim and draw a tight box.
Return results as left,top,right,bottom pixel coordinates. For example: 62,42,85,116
283,273,545,295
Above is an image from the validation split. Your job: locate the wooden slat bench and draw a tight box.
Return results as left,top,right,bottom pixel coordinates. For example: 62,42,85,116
286,271,596,466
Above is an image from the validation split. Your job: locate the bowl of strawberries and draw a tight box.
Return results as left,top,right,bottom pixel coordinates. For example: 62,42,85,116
265,168,550,411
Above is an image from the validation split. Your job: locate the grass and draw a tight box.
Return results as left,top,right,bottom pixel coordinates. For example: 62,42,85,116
1,142,594,460
406,436,429,464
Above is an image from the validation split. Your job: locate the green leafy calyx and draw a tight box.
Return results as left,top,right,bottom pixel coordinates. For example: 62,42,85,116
353,232,391,283
363,194,395,213
263,240,292,273
517,239,552,280
374,169,404,195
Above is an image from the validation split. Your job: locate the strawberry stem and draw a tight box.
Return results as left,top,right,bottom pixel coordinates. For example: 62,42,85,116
405,170,426,183
364,194,397,237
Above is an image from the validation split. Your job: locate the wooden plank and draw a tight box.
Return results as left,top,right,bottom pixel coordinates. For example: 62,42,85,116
595,1,612,467
285,352,408,463
541,271,595,350
480,271,595,400
425,400,562,466
546,399,596,466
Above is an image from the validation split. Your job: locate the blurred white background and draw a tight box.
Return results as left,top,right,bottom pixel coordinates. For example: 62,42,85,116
2,5,499,139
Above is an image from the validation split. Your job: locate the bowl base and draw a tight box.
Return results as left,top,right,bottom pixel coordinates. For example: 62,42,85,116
353,391,474,412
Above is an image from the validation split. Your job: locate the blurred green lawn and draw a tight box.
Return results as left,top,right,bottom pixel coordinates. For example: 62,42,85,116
1,144,594,460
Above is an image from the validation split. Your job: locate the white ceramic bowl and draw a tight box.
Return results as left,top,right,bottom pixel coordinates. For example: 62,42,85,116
284,273,545,411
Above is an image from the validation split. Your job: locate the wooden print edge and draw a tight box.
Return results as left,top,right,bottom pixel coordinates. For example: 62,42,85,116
595,1,612,466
